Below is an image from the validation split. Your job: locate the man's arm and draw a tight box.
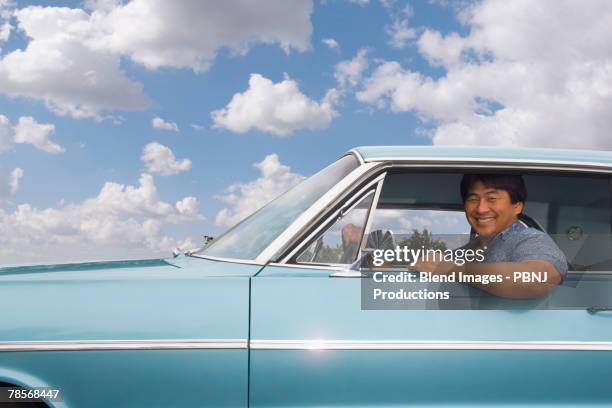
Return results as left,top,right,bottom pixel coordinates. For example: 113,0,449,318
415,259,562,299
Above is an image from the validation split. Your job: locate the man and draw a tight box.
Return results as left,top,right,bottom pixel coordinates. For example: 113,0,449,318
415,174,567,299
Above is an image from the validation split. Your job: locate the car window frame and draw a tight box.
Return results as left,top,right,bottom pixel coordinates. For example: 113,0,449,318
287,173,386,268
272,163,612,277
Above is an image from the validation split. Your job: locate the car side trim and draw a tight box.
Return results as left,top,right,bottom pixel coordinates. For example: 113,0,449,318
3,339,611,352
0,339,248,352
250,339,612,351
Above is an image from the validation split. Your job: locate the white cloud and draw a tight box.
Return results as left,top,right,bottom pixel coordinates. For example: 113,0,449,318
0,0,13,42
215,154,305,227
191,123,204,131
13,116,65,153
322,37,340,51
0,114,11,151
211,73,338,136
0,1,313,118
0,166,22,207
417,29,464,67
0,0,13,14
0,173,203,264
335,48,369,88
0,21,10,42
379,0,396,9
8,167,20,194
152,116,179,132
381,2,416,49
386,18,416,49
357,0,612,149
0,114,64,153
0,6,152,119
358,60,470,119
141,142,191,176
91,0,312,71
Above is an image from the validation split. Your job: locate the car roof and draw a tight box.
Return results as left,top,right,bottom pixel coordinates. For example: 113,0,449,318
350,146,612,168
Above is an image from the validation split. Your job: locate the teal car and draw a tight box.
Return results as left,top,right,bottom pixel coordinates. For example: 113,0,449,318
1,146,612,407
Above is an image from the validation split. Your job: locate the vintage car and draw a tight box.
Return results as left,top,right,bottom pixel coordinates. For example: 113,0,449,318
1,146,612,407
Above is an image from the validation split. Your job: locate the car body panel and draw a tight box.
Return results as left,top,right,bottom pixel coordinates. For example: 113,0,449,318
0,256,258,406
251,266,612,342
250,349,612,407
0,350,247,408
249,264,612,407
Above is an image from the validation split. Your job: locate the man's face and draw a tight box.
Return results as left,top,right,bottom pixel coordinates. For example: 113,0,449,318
464,181,524,237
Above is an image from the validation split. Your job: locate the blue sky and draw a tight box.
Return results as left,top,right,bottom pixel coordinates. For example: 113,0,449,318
1,0,611,264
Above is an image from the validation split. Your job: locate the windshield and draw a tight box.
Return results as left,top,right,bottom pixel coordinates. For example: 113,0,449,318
200,155,360,260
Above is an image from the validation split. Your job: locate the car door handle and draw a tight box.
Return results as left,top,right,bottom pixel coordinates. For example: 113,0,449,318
586,306,612,314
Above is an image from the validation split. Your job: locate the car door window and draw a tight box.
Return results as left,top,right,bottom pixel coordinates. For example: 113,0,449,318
367,208,471,254
360,169,612,310
365,172,471,261
366,170,612,271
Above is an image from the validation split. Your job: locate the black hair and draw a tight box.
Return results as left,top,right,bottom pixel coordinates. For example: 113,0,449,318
460,174,527,204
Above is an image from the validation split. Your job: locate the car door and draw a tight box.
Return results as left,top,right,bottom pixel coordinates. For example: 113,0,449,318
249,168,612,407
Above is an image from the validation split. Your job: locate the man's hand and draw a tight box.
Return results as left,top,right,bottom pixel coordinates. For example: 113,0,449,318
341,223,362,246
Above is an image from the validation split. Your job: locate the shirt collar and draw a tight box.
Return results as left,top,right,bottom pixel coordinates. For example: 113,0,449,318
498,219,528,240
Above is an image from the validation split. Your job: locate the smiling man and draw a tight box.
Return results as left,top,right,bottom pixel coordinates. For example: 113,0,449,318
416,174,568,299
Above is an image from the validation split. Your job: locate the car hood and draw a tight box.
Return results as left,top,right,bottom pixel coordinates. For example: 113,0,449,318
0,254,263,281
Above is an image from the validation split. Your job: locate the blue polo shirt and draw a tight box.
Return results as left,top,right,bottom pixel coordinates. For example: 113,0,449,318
478,220,568,279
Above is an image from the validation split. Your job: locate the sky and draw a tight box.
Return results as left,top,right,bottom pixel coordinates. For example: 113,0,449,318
1,0,612,265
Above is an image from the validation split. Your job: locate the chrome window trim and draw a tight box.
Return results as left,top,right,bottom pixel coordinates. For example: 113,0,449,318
364,159,612,174
281,173,386,264
0,339,248,352
189,253,266,266
256,162,383,263
260,262,611,275
348,148,365,165
266,262,346,271
357,175,385,257
250,339,612,351
271,162,612,275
